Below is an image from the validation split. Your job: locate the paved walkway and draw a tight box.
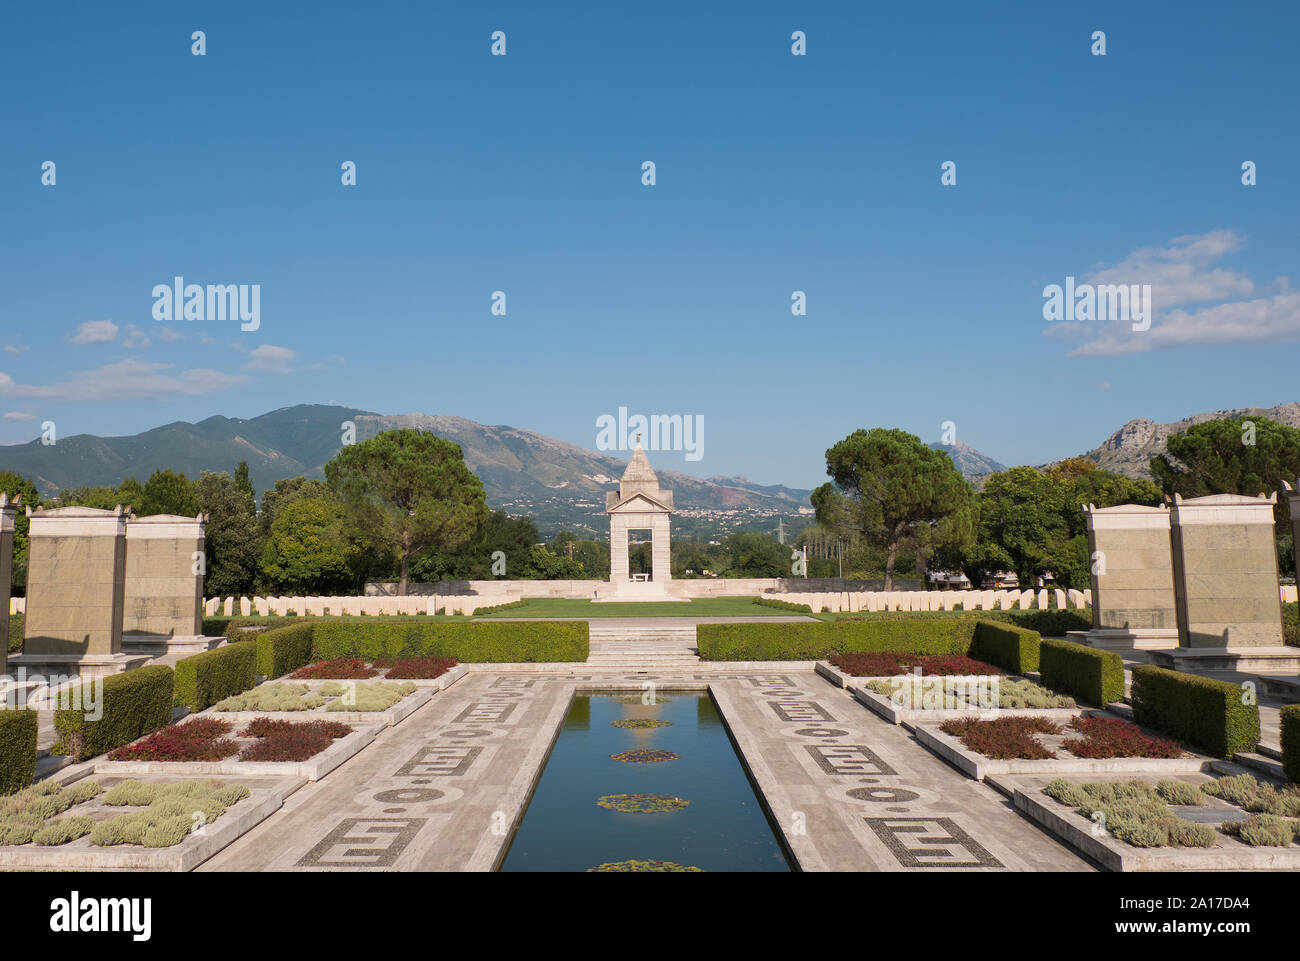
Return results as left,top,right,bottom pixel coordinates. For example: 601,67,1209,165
200,667,1095,872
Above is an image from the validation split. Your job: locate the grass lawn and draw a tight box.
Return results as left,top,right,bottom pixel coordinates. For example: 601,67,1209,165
473,597,803,618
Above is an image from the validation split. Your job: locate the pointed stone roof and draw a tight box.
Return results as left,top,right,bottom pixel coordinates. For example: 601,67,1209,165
607,438,674,513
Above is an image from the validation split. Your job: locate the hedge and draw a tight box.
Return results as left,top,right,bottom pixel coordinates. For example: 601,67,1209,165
174,641,258,711
52,665,174,761
311,620,588,663
1131,665,1261,760
754,597,815,614
1283,602,1298,647
696,619,979,662
1038,639,1124,707
968,622,1040,674
1279,704,1299,783
255,622,316,679
7,612,22,653
0,709,38,794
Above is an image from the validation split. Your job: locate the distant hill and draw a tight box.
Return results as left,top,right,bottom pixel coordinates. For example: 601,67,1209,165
929,439,1006,477
1082,402,1300,480
0,405,813,538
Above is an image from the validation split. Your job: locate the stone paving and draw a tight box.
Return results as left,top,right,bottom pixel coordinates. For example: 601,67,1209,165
200,667,1097,872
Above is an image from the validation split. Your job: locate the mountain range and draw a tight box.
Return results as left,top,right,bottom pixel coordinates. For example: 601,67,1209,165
1,401,1295,537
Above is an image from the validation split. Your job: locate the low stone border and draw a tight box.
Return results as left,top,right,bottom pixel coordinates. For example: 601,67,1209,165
913,722,1212,782
851,684,1081,727
203,687,433,728
1009,778,1300,872
459,660,815,675
93,724,383,782
0,774,302,872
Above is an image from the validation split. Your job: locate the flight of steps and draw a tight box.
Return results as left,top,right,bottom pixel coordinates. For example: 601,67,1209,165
585,622,700,670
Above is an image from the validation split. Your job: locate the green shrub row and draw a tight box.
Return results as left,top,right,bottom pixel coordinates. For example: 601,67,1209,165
173,641,258,711
1282,602,1298,647
968,622,1041,674
696,619,979,661
1038,639,1125,707
471,599,526,616
754,597,815,614
1280,704,1299,784
52,665,174,761
311,620,588,662
255,622,317,679
1131,665,1261,760
7,612,22,654
0,709,38,794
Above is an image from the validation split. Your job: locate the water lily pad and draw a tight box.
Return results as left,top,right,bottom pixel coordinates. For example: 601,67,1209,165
597,793,690,813
610,749,679,763
587,859,703,872
611,719,672,729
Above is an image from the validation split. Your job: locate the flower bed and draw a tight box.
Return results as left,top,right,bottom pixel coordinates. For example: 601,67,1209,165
940,717,1061,760
866,676,1074,710
596,794,690,813
290,659,377,680
938,715,1185,762
212,680,416,713
109,717,353,764
372,655,457,679
1042,775,1300,849
830,651,1004,677
610,749,679,763
611,719,672,729
0,778,251,849
587,859,703,872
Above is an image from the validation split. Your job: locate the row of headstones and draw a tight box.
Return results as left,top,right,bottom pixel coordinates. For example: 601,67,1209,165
0,503,205,675
202,595,491,617
770,588,1089,614
1087,491,1296,649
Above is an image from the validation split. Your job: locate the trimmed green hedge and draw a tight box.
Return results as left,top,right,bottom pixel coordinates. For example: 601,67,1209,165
311,620,588,662
52,665,174,761
968,622,1041,674
1131,665,1261,760
1280,704,1299,784
697,619,978,661
0,709,38,794
7,612,22,654
255,622,316,679
755,597,815,614
1283,602,1298,647
174,641,257,711
1038,639,1124,707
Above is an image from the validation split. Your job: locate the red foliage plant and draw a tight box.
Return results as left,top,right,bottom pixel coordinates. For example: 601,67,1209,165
939,715,1061,760
1061,715,1183,759
238,719,354,762
290,659,377,679
374,655,457,679
830,652,1004,678
107,717,239,762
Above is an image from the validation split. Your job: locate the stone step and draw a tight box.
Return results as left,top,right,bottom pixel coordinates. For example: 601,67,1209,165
1231,752,1286,782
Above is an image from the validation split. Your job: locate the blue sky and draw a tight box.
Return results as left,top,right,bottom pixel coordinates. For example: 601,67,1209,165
1,1,1296,489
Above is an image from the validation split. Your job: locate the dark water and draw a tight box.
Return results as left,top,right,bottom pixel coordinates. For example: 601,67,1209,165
499,692,791,872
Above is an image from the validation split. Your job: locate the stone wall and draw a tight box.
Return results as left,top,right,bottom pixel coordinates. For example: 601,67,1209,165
122,514,205,640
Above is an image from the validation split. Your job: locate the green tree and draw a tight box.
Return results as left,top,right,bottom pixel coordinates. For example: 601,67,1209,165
723,532,789,577
325,429,487,594
138,468,200,517
0,472,41,595
816,428,974,590
195,470,264,596
1151,416,1300,527
259,477,331,535
259,496,356,594
56,485,121,510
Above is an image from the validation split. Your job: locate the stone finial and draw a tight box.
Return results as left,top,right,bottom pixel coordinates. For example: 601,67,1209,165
1284,479,1294,491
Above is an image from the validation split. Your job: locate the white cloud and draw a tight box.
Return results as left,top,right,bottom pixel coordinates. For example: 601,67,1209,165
3,411,35,421
0,360,245,402
3,345,28,354
159,327,183,342
1053,230,1299,357
244,345,295,374
69,319,119,345
122,324,151,349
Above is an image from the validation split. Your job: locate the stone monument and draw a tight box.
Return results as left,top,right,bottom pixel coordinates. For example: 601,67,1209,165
10,506,148,678
1149,492,1297,674
121,512,222,656
1069,503,1179,655
598,438,684,601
